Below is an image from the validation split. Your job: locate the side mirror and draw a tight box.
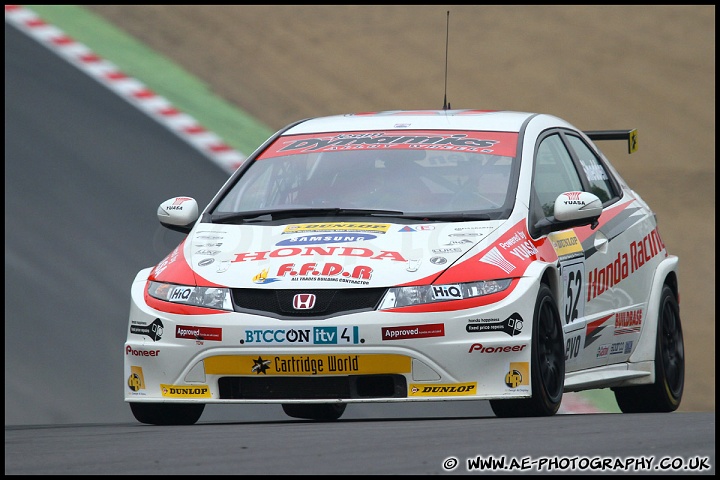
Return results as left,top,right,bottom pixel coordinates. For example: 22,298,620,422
553,191,603,222
533,191,602,236
157,197,199,234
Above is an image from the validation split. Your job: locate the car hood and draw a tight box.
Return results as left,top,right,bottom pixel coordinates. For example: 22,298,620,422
149,219,537,289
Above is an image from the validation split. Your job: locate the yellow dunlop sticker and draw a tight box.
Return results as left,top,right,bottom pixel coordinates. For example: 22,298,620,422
548,230,583,258
160,384,211,398
409,382,477,397
504,362,530,388
204,354,411,376
283,222,391,234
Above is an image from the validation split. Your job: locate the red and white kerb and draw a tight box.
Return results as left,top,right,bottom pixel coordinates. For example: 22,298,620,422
4,5,246,174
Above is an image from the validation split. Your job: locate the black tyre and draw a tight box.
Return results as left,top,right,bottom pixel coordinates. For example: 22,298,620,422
613,284,684,413
130,402,205,425
490,284,565,417
282,403,347,421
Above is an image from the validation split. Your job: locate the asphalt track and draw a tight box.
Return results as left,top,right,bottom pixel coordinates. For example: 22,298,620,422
4,12,715,475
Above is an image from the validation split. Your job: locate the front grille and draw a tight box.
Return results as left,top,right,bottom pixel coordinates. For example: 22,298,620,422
231,288,387,319
217,374,407,400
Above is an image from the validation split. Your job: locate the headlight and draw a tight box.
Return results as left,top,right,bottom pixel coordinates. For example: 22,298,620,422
378,279,512,309
147,281,233,311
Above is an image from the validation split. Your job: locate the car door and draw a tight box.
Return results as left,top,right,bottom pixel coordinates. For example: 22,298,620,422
563,133,653,369
530,130,632,372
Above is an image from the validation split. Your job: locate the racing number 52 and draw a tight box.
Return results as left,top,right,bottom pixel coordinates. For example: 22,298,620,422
562,260,585,325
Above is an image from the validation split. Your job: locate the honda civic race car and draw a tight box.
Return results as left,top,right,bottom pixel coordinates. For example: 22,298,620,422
125,110,684,425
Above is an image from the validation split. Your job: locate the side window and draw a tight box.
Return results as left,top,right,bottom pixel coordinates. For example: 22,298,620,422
566,135,618,203
533,134,583,217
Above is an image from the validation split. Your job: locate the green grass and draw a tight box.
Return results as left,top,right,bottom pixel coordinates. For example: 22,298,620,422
25,5,273,156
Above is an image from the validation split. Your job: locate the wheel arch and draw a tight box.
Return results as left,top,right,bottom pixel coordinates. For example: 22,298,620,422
628,255,680,366
539,265,562,306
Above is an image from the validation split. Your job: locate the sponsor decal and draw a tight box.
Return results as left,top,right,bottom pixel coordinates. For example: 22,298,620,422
276,233,377,246
253,268,280,284
254,264,375,285
279,262,373,285
204,354,412,376
176,325,222,341
466,313,523,336
164,286,195,303
614,309,643,335
449,233,482,237
269,131,518,157
127,366,146,392
381,323,445,340
164,197,193,210
582,165,609,182
198,258,215,266
152,245,180,277
624,340,634,354
587,227,665,301
445,239,473,245
597,344,610,358
500,230,538,261
125,345,159,357
409,382,477,397
130,318,164,342
432,247,462,254
609,341,626,355
480,247,516,274
504,362,529,388
406,258,421,272
430,256,447,265
454,226,496,232
160,384,211,398
468,343,527,354
283,223,390,234
548,230,584,259
216,260,230,273
432,285,463,300
232,246,405,263
241,326,362,345
195,249,220,256
560,191,584,205
565,334,582,361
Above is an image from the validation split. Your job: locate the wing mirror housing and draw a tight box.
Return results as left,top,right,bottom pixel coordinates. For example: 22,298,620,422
553,191,603,222
157,197,199,234
533,191,603,236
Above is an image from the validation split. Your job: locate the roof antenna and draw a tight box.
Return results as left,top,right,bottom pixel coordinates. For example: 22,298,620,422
442,10,451,110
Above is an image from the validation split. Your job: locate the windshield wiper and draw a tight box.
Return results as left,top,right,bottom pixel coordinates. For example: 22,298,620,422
211,207,406,224
397,212,494,221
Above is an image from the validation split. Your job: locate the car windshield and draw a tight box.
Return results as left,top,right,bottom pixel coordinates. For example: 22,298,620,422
212,131,517,220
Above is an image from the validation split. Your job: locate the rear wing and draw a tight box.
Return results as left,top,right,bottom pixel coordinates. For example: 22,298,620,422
583,129,638,154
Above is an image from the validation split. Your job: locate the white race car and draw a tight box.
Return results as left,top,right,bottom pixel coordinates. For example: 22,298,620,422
125,110,684,424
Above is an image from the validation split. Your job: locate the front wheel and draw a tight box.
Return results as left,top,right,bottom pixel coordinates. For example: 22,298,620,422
490,283,565,417
130,402,205,425
282,403,346,421
613,284,684,413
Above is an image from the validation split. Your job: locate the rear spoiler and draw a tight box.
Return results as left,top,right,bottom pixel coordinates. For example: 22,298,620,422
583,129,638,154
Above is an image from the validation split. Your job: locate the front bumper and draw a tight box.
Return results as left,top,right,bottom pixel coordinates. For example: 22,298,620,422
124,275,539,404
